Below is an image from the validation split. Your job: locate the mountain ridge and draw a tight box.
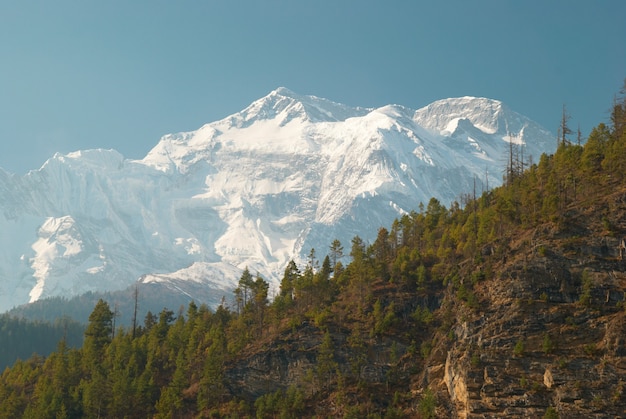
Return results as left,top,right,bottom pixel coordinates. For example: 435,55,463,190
0,88,555,313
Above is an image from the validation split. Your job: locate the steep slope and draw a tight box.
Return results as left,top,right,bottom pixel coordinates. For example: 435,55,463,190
426,192,626,418
0,88,555,313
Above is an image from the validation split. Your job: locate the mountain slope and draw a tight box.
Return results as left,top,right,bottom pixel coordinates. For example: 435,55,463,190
0,88,555,313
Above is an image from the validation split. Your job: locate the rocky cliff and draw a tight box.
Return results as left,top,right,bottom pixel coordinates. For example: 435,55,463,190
426,188,626,418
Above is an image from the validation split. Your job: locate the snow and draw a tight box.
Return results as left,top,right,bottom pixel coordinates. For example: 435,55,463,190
0,88,556,312
442,118,461,135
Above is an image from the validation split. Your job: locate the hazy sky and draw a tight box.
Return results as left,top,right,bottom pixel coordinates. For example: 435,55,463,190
1,1,624,174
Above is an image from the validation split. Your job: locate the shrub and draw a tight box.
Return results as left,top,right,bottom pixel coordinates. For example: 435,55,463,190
417,388,436,419
542,334,555,354
519,375,528,388
514,339,525,357
537,245,547,256
420,340,433,359
543,406,559,419
579,269,593,307
471,352,481,367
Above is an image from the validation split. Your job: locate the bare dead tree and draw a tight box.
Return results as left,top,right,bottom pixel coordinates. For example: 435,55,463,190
560,104,573,146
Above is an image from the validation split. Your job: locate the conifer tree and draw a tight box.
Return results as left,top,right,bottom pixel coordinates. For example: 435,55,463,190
83,299,114,365
611,78,626,140
559,104,573,146
316,331,337,390
320,255,332,282
235,267,254,314
329,239,344,271
280,260,299,300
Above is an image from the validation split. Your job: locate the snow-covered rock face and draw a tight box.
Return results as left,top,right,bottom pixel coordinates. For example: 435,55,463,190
0,88,555,312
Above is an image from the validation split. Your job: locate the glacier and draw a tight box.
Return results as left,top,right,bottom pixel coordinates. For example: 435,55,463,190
0,88,555,313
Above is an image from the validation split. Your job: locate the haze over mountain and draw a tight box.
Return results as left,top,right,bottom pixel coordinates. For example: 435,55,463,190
0,88,555,313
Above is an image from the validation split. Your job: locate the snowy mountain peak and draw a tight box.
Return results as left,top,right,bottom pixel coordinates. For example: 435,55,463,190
0,89,556,314
41,149,125,172
413,96,554,162
414,96,508,135
232,87,370,126
272,86,294,95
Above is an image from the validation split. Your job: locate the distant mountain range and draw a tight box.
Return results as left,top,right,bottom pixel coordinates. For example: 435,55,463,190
0,88,555,314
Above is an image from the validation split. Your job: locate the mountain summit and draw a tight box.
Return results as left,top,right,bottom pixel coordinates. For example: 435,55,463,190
0,89,555,312
232,87,371,124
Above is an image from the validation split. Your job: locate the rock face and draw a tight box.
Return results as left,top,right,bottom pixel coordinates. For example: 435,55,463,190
445,351,470,418
223,321,400,402
224,323,320,400
426,190,626,418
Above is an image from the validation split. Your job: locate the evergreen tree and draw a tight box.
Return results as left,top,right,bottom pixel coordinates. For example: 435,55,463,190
235,267,254,314
329,239,344,271
83,299,114,366
252,274,270,336
280,260,300,299
320,255,332,282
611,78,626,140
316,331,337,390
197,324,226,412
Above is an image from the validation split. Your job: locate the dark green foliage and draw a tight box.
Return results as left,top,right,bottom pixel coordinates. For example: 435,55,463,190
542,333,556,355
418,387,437,418
0,314,83,370
254,386,305,418
7,282,207,327
83,299,114,361
316,331,338,389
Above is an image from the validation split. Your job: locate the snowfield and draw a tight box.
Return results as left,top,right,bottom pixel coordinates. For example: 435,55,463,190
0,88,555,312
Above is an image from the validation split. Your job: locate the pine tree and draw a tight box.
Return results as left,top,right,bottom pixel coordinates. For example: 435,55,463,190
252,274,269,336
559,104,573,147
235,267,254,314
329,239,344,271
316,331,337,390
83,299,114,366
197,325,226,412
611,78,626,140
320,255,332,282
280,260,299,300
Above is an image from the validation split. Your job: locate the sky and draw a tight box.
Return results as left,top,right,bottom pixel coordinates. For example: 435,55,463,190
1,1,624,174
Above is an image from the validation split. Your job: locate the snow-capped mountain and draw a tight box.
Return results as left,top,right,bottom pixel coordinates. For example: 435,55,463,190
0,88,555,313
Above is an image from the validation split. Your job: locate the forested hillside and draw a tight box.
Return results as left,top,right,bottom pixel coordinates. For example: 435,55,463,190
0,315,83,371
7,282,201,327
1,82,625,418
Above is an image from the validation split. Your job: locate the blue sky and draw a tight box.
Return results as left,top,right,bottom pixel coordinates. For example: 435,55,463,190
1,1,624,174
